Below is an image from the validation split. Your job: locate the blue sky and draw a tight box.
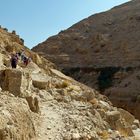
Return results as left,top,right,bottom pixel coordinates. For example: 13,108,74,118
0,0,130,49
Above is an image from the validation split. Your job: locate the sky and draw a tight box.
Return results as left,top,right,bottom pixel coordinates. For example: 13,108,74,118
0,0,130,49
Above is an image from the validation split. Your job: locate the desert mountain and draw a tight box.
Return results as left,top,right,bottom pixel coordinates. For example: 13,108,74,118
1,26,140,139
32,0,140,120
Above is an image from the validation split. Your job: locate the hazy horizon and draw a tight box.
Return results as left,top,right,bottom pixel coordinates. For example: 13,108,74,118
0,0,130,49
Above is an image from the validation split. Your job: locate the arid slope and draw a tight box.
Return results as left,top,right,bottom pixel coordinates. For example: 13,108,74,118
32,0,140,119
0,26,140,139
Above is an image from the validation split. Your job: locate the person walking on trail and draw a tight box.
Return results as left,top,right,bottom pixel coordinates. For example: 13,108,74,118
23,55,32,66
21,50,25,61
23,56,29,66
10,54,18,68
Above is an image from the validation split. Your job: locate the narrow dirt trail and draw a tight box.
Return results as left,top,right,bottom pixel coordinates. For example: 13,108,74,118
36,102,65,140
133,129,140,140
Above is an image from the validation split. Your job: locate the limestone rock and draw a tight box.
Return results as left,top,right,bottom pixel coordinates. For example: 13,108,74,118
133,120,140,128
32,80,48,89
26,96,40,113
0,69,31,96
99,100,111,111
31,53,55,70
106,111,121,129
118,108,135,125
118,126,134,137
3,57,10,67
1,69,22,96
71,132,80,140
0,94,36,140
32,73,51,90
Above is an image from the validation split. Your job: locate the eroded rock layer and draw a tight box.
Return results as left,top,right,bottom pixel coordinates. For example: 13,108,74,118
32,0,140,120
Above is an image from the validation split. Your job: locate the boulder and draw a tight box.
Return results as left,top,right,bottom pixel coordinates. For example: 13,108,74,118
99,100,111,111
118,108,135,125
133,120,140,128
32,80,48,89
26,96,39,113
106,111,120,129
1,69,31,96
106,110,135,136
117,124,134,137
3,57,10,67
72,132,80,140
0,94,36,140
1,69,22,96
32,73,51,90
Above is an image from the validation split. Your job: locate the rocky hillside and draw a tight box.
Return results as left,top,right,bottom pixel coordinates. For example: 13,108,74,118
32,0,140,120
1,27,140,139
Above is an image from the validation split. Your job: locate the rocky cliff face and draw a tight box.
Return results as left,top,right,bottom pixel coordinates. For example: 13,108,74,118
32,0,140,120
0,27,140,139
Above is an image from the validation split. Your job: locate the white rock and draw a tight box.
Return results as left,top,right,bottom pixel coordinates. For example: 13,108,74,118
133,119,140,128
72,133,80,140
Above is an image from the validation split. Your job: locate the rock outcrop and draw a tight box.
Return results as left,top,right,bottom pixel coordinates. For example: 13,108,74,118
32,0,140,120
0,92,36,140
0,69,31,96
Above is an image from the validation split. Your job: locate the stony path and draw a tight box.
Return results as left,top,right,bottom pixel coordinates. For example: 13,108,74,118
133,129,140,140
36,102,65,140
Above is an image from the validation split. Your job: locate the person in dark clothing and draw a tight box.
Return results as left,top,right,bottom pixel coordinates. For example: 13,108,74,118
17,52,21,57
11,54,18,68
23,56,29,66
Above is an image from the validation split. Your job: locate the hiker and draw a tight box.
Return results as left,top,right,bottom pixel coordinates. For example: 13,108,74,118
10,54,18,68
15,52,20,60
21,50,25,61
23,56,29,66
20,49,31,66
17,51,21,57
28,57,32,63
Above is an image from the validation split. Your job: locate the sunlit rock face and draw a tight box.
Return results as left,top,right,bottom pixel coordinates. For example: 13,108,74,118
32,0,140,120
